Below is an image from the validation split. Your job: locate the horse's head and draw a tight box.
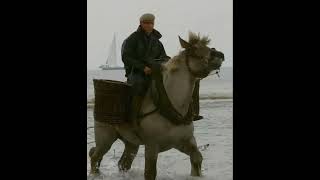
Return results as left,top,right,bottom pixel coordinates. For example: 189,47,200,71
208,47,225,72
178,32,224,78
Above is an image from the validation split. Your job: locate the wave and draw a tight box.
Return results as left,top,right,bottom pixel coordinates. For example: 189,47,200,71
199,96,233,100
87,103,94,109
87,98,94,104
198,92,233,100
87,98,94,109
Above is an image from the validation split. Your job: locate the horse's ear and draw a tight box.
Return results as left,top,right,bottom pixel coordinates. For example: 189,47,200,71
179,36,191,49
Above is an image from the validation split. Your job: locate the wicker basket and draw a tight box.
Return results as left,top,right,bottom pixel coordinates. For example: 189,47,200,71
93,79,131,124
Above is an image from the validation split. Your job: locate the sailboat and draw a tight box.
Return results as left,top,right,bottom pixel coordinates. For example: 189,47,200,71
99,33,124,70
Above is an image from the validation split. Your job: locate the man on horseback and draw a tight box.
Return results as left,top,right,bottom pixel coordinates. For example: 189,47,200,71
121,13,204,129
121,13,169,127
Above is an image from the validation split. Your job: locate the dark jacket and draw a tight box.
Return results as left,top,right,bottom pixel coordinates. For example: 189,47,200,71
121,25,169,77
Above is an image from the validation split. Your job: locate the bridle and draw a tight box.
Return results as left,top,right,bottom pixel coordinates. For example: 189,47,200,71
185,50,211,79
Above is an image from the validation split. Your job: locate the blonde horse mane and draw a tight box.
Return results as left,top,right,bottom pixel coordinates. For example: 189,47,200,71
163,32,211,72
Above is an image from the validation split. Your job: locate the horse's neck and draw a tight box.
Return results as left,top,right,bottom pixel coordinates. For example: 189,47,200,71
141,58,197,116
162,67,196,115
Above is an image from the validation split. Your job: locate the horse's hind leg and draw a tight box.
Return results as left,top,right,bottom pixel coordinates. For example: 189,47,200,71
89,121,118,174
144,145,159,180
175,136,203,176
118,139,139,172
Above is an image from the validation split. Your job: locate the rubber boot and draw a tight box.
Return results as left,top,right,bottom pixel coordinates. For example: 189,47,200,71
129,95,144,129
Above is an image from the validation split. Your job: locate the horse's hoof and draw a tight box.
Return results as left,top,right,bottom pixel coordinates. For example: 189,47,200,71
118,155,134,172
191,164,202,176
118,162,131,172
119,168,129,173
90,168,100,175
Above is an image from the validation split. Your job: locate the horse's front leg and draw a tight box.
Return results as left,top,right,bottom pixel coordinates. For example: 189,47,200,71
144,145,159,180
175,136,203,176
190,146,203,176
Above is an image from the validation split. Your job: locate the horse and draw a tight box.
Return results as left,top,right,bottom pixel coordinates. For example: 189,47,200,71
89,32,224,180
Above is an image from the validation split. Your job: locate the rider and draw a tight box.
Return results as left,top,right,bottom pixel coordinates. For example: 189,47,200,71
121,13,169,128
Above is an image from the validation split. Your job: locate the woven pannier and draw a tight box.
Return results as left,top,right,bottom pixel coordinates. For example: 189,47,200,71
93,79,131,124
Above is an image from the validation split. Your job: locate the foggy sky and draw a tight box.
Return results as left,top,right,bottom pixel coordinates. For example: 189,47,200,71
87,0,232,70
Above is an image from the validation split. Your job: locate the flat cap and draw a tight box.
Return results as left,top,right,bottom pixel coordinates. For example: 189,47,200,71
139,13,155,22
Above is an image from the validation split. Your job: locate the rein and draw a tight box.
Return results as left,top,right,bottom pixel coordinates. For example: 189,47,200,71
137,63,194,125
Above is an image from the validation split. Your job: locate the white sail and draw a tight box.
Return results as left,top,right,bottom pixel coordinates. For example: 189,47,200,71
100,33,124,70
116,35,124,67
106,34,118,67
